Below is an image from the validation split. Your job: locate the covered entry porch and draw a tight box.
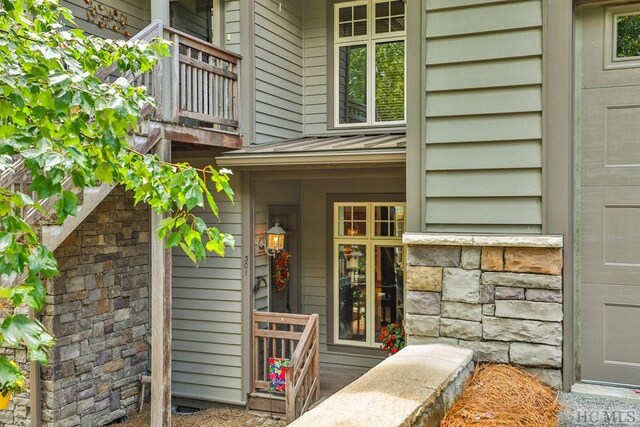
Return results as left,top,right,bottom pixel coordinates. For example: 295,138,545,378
217,134,406,419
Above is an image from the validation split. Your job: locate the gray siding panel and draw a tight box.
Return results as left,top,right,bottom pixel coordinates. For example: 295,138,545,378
425,0,542,37
254,0,304,143
304,0,328,135
171,2,210,41
424,0,543,233
172,176,245,405
61,0,150,38
224,0,241,53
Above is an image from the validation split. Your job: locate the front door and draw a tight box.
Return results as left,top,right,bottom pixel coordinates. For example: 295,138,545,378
269,206,300,314
580,3,640,386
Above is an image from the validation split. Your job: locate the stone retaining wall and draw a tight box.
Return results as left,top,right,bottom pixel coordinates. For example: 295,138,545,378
290,344,474,427
403,233,563,389
40,187,150,426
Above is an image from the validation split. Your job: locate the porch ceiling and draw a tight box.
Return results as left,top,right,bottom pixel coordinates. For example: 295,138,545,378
216,133,406,168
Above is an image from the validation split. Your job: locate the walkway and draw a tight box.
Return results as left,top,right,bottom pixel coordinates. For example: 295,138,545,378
318,366,369,401
558,385,640,426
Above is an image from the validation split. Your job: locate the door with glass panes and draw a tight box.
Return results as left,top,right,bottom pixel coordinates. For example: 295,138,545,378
334,203,405,347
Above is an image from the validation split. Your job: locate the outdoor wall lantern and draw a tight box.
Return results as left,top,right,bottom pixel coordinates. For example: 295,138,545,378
258,223,286,257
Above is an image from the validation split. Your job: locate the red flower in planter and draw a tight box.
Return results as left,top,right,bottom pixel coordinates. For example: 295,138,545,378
379,323,406,355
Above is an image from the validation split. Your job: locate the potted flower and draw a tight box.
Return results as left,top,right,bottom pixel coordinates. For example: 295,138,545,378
0,359,26,409
379,323,406,355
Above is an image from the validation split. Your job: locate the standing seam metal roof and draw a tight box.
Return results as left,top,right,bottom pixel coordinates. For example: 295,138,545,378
221,133,406,156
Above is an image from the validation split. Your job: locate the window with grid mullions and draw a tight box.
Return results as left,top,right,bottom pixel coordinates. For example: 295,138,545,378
334,0,406,127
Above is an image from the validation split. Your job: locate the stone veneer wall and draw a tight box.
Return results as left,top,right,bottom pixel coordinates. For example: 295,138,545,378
403,234,564,389
40,187,150,426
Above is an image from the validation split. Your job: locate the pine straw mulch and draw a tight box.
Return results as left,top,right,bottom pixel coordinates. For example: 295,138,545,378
115,405,285,427
441,364,561,427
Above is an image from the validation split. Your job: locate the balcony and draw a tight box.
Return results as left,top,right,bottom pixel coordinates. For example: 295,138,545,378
97,20,243,150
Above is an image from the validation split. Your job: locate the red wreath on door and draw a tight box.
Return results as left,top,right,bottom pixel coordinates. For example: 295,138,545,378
273,251,291,291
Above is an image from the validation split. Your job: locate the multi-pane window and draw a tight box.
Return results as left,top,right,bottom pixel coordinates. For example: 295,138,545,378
334,203,405,347
335,1,406,126
615,11,640,60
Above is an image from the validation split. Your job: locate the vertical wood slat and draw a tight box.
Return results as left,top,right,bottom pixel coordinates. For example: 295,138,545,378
170,32,180,122
196,50,202,114
271,322,276,366
314,318,320,401
252,315,258,395
165,27,240,131
232,62,239,125
180,62,186,111
251,311,319,422
214,74,219,123
262,336,267,383
225,77,230,119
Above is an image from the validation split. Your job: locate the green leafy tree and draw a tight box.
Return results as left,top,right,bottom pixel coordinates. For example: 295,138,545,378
0,0,234,392
617,15,640,58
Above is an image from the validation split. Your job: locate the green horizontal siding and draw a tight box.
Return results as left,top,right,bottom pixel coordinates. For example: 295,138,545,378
224,0,241,53
304,0,328,135
171,2,209,41
424,0,543,233
172,175,245,405
255,0,303,143
61,0,150,39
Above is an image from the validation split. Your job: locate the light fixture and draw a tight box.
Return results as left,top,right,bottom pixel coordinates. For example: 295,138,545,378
258,223,286,257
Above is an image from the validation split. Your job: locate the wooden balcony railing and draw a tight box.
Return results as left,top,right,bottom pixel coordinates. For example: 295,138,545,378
165,27,240,132
252,310,320,423
95,21,241,133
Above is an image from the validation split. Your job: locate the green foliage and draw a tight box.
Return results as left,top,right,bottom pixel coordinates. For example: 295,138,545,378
0,0,235,391
375,41,404,122
617,15,640,58
0,358,26,396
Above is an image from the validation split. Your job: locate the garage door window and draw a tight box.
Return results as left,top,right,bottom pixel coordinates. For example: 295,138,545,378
605,5,640,68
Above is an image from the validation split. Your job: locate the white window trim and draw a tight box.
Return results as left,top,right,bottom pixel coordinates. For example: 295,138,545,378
604,5,640,70
333,0,407,128
332,202,406,348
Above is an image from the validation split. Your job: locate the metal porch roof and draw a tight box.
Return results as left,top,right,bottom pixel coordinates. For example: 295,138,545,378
216,133,406,168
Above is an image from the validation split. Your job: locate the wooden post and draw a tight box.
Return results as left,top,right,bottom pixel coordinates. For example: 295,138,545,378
314,314,320,402
150,138,172,427
149,2,172,422
29,309,41,426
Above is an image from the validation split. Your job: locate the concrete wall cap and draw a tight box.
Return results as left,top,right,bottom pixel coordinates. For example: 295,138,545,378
403,233,563,248
290,344,473,427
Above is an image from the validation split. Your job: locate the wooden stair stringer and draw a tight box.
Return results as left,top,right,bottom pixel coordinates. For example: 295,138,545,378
41,183,115,251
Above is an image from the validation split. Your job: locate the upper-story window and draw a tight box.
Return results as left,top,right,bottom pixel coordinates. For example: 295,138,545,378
334,1,406,127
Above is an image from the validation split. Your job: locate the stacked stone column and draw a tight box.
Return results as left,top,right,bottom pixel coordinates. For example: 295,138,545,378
40,188,150,426
404,235,563,389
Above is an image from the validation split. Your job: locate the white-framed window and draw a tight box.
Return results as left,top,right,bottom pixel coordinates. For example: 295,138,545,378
604,5,640,69
614,11,640,61
333,202,405,347
334,0,406,127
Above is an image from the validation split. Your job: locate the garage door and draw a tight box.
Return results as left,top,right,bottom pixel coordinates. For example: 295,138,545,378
580,3,640,387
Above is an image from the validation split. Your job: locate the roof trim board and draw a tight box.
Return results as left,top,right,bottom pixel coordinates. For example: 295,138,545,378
216,133,406,167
